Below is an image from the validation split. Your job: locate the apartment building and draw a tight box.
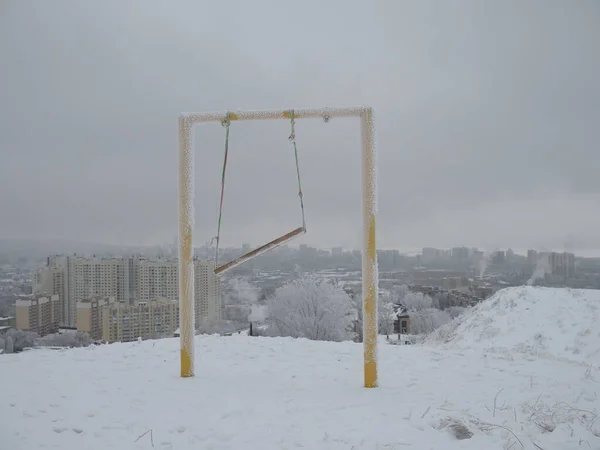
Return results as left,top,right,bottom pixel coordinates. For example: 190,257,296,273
136,258,178,302
195,259,220,326
549,252,576,278
77,296,178,343
102,298,179,343
527,250,576,278
38,255,221,329
15,294,61,336
76,296,114,340
136,258,220,327
34,255,134,328
33,265,66,324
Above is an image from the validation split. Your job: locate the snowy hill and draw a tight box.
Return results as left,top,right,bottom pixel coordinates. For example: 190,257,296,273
2,287,600,449
427,286,600,366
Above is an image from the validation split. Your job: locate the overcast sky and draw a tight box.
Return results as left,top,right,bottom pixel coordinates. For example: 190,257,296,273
1,0,599,254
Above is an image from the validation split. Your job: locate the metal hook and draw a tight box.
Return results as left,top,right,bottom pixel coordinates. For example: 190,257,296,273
221,113,231,127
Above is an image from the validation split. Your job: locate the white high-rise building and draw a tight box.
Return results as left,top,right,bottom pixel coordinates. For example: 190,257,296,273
39,255,134,327
194,259,221,326
136,258,221,327
33,265,67,324
136,259,179,302
34,256,220,329
34,255,74,327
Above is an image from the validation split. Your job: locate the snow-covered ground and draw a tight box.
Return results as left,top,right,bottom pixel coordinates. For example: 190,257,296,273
2,287,600,449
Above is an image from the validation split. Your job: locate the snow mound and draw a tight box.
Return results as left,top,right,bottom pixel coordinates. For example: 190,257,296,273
427,286,600,365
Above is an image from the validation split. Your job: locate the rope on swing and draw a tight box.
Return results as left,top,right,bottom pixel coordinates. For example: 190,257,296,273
288,111,306,231
213,113,231,267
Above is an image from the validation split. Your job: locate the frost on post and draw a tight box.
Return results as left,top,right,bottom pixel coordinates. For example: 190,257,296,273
178,116,195,377
367,108,379,314
361,107,378,387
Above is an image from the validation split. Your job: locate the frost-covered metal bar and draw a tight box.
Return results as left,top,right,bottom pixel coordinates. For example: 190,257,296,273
215,226,305,275
177,106,378,388
182,106,367,123
361,108,378,388
178,116,195,378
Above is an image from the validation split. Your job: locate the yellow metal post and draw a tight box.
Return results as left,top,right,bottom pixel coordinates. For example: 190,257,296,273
178,116,195,377
361,108,378,388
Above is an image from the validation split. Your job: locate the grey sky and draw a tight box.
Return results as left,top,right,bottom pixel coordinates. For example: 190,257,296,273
1,0,599,253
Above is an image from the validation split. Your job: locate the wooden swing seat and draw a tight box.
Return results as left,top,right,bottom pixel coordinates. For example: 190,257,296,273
214,226,305,275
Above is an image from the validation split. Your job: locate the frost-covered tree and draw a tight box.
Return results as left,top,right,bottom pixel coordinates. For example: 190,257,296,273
433,292,465,310
373,293,395,336
446,306,467,319
402,292,433,311
266,274,355,342
351,292,393,342
408,308,452,334
390,285,411,303
379,294,395,337
390,285,433,311
2,329,37,352
351,295,364,342
5,335,14,353
36,331,92,348
391,285,468,311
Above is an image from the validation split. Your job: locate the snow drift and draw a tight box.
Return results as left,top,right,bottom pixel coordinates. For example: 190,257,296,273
427,286,600,365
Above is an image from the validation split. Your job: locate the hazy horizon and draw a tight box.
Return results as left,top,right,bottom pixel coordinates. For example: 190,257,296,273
1,1,599,254
2,236,600,259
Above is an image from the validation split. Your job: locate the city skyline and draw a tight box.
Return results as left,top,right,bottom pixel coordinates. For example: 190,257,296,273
2,235,600,259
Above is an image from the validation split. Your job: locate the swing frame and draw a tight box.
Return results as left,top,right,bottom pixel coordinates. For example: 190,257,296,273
178,107,379,389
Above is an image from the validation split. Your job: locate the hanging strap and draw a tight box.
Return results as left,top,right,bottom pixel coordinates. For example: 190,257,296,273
214,114,231,266
288,111,306,231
